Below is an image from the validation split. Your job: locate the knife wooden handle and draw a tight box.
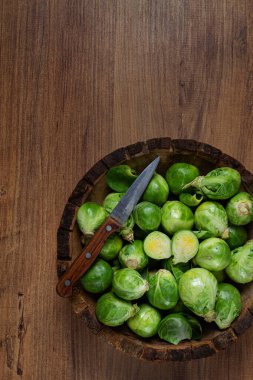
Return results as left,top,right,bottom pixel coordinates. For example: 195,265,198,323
56,216,121,297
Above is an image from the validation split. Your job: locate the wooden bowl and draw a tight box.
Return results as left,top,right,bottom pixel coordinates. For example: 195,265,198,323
57,138,253,361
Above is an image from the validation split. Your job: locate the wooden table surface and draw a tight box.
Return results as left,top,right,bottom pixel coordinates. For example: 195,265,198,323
1,1,253,379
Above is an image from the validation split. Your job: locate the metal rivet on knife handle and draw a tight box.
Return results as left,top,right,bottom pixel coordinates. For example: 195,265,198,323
85,252,92,259
105,225,112,232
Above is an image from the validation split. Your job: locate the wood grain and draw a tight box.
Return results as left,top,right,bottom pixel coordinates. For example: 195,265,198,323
1,0,253,379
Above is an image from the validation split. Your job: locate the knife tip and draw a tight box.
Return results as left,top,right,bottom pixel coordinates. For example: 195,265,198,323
152,156,160,167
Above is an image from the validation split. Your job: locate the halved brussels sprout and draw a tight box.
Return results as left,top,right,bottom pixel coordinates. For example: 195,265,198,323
133,201,161,232
179,268,217,321
226,192,253,225
226,225,248,249
158,313,192,344
77,202,108,237
226,240,253,283
80,259,113,294
183,167,241,200
99,234,123,261
106,165,137,192
143,231,172,260
96,292,139,326
165,163,200,195
214,283,242,329
127,304,161,338
194,201,229,238
112,268,149,300
163,258,191,282
103,192,134,241
179,192,204,207
119,240,149,270
194,238,231,271
143,173,169,206
161,201,194,235
147,269,179,310
171,230,199,264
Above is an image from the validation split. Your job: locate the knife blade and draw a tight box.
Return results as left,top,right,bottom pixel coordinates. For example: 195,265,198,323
56,156,160,297
110,156,160,225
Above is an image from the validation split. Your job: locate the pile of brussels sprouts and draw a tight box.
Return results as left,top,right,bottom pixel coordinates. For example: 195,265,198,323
77,162,253,345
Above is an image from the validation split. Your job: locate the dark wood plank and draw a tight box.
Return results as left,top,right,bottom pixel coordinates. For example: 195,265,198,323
1,0,253,379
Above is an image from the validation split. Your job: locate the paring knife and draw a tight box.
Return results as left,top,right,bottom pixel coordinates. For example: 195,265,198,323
56,156,160,297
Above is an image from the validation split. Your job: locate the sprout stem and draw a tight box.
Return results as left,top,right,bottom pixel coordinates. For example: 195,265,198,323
221,228,229,240
120,228,134,242
131,304,140,318
204,310,216,323
182,176,205,191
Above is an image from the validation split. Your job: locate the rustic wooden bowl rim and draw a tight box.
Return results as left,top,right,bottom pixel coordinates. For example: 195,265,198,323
57,138,253,362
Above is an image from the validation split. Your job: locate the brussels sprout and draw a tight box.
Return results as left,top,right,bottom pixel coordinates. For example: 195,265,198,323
77,202,108,237
112,268,149,300
119,240,149,270
99,234,123,261
226,240,253,283
161,201,194,235
103,192,125,212
214,283,242,329
194,201,229,238
179,268,217,321
96,292,139,326
194,238,231,271
133,202,161,232
106,165,137,192
171,230,199,264
183,167,241,200
193,230,214,240
103,193,134,241
143,231,171,260
127,304,161,338
163,258,191,282
80,259,113,294
226,225,248,249
147,269,179,310
165,163,200,195
158,314,192,344
183,314,202,339
226,192,253,225
142,173,169,206
179,192,204,207
210,270,226,283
